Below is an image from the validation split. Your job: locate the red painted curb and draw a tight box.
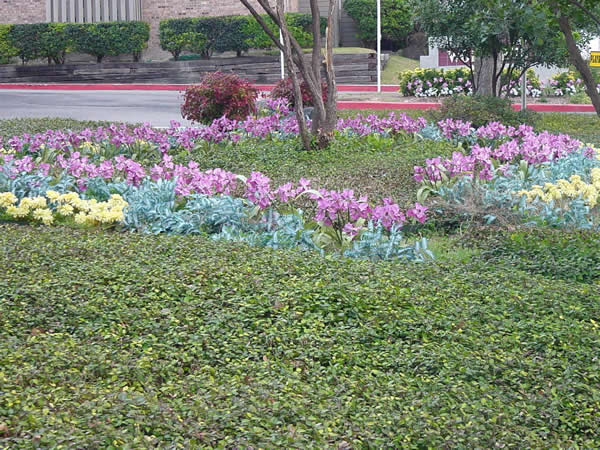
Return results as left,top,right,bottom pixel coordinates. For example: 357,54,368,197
0,83,402,92
0,83,192,91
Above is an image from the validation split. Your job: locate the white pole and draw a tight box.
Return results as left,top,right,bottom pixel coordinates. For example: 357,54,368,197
521,70,527,111
280,28,285,79
377,0,381,93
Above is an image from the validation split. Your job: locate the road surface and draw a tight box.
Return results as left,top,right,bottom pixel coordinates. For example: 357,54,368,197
0,89,192,127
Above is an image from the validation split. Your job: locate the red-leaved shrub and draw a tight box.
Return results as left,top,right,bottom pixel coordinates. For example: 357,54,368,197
270,77,328,108
181,72,258,124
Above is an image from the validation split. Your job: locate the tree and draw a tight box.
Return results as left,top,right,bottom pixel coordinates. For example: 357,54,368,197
239,0,338,150
343,0,413,50
546,0,600,116
411,0,570,96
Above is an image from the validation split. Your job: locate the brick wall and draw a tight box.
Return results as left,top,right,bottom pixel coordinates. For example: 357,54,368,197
143,0,283,59
0,0,46,24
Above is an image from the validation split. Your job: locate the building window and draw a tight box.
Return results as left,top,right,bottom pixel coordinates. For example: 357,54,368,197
46,0,142,23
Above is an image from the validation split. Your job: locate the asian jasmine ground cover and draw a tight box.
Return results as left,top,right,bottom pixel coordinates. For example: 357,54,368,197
0,111,599,446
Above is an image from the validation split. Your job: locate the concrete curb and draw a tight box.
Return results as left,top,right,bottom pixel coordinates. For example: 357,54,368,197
0,83,401,92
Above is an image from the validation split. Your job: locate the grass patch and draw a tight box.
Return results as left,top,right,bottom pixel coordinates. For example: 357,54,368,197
382,54,419,85
535,113,600,145
333,47,375,54
176,135,456,205
0,224,598,447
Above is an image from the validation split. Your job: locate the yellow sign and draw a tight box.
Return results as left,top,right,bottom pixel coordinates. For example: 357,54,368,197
591,51,600,67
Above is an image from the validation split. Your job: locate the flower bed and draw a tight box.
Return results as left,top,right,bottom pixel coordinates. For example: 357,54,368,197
399,68,542,98
399,68,600,98
1,104,595,261
413,118,600,229
0,107,433,262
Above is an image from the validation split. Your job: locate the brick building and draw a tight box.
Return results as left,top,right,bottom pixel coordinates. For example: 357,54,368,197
0,0,360,59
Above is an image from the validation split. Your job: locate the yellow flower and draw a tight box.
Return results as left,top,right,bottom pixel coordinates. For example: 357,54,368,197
74,212,88,224
46,190,60,202
6,206,29,218
57,204,74,216
57,192,81,205
0,192,18,208
31,197,47,209
32,208,54,225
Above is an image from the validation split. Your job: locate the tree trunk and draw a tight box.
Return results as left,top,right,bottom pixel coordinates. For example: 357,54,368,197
239,0,338,150
476,56,495,96
557,13,600,117
317,0,338,149
276,1,312,150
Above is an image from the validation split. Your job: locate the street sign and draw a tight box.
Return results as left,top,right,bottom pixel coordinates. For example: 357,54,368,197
591,51,600,67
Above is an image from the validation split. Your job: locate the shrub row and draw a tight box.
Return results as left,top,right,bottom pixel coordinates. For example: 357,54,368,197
0,21,149,64
159,13,327,60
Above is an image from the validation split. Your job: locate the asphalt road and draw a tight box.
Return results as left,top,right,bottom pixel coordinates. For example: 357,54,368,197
0,90,193,127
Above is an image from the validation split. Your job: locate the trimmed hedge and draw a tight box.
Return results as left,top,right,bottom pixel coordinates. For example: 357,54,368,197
0,24,18,64
0,21,149,64
9,23,71,64
66,21,149,63
159,14,327,60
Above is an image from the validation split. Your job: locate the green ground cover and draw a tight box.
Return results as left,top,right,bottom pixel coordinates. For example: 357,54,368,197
1,225,598,447
1,114,599,446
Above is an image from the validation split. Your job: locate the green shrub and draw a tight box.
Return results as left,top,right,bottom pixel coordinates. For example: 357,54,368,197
244,13,327,50
66,21,149,63
431,94,539,128
202,16,251,57
0,24,17,64
159,14,325,60
181,72,258,124
343,0,413,49
39,23,71,64
159,19,206,61
9,23,48,64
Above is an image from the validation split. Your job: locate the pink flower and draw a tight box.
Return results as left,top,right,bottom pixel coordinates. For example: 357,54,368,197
407,202,428,224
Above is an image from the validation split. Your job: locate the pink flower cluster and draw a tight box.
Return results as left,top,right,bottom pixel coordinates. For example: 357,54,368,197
337,113,427,136
0,110,430,158
1,151,427,235
414,123,584,183
437,118,474,140
475,122,534,141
